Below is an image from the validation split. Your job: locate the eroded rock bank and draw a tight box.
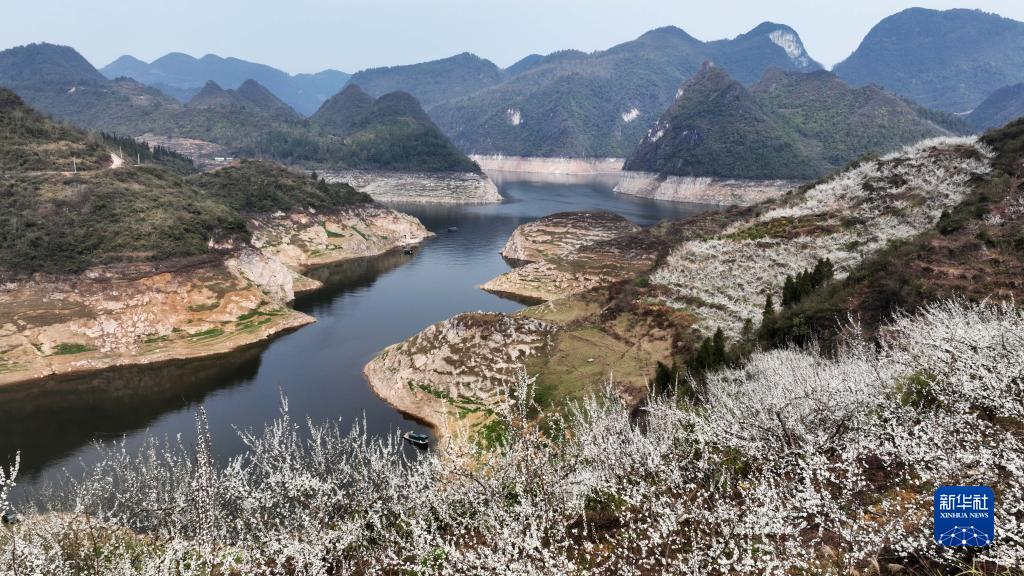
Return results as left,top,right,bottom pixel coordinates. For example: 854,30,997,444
323,170,501,204
0,257,312,387
498,211,642,264
471,155,624,175
483,212,665,303
0,204,434,388
614,171,796,205
251,205,434,271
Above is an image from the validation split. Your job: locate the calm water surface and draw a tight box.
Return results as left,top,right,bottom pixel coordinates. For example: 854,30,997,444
1,173,716,500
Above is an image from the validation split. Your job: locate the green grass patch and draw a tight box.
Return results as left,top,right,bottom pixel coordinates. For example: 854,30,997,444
52,342,94,355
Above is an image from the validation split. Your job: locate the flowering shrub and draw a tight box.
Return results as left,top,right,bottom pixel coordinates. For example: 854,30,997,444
653,137,994,335
1,298,1021,574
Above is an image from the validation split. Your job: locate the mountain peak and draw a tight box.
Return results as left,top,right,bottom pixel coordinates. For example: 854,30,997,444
0,43,107,85
187,80,238,109
311,83,376,134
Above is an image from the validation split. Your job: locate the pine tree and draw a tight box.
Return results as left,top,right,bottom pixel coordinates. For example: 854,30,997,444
763,293,776,321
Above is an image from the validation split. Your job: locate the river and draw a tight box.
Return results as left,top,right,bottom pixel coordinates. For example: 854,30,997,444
0,173,717,501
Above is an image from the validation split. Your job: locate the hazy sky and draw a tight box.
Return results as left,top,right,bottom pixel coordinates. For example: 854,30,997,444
4,0,1024,74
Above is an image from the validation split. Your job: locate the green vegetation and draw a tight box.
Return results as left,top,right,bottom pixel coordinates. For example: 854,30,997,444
431,24,821,157
780,258,834,308
624,65,959,180
0,89,108,172
0,92,388,275
0,164,247,274
100,52,350,116
833,7,1024,112
189,159,369,213
51,342,94,355
99,132,195,174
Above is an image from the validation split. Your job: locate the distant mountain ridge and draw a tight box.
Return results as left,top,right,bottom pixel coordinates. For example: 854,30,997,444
833,8,1024,113
102,52,350,115
967,83,1024,131
0,43,477,173
425,22,822,157
347,52,507,109
624,63,960,180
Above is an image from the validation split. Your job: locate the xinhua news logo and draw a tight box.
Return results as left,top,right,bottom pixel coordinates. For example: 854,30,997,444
934,486,994,547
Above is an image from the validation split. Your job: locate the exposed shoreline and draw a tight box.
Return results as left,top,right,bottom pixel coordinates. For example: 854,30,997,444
0,205,434,389
614,171,798,205
471,155,624,175
322,170,502,204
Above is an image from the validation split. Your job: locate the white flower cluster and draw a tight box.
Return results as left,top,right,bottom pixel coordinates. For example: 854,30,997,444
653,137,994,335
1,298,1021,575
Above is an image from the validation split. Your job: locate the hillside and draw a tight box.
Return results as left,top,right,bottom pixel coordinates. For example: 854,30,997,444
0,88,245,274
347,52,506,108
624,64,823,179
0,44,478,173
967,82,1024,131
309,84,375,135
833,8,1024,112
102,52,349,115
429,23,822,157
310,86,479,172
624,65,958,179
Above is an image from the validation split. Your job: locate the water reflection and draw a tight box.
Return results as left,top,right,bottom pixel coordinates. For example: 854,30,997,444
0,345,265,481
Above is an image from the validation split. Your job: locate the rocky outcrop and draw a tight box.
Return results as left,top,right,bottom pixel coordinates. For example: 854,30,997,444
500,211,642,264
614,171,796,206
226,250,297,303
364,313,556,441
250,204,435,270
472,155,624,175
323,171,501,204
0,261,313,387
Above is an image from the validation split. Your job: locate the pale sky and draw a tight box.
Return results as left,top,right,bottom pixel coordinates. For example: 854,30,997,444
3,0,1024,74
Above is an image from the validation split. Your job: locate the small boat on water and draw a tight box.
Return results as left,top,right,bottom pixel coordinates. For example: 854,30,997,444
447,226,458,232
403,246,415,255
403,431,430,449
